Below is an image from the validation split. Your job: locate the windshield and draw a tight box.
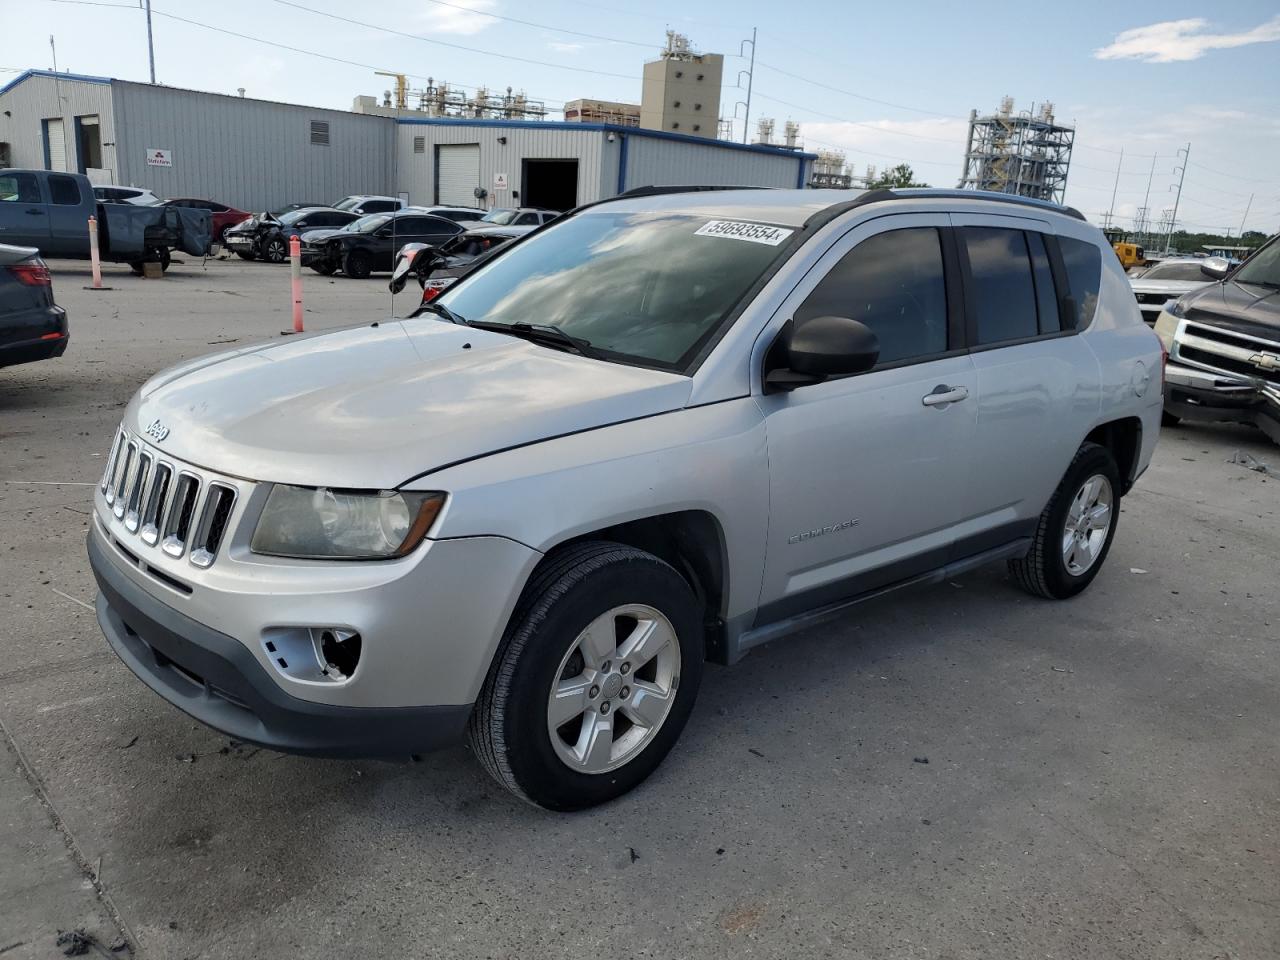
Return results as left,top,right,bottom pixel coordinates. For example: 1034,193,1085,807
342,214,388,234
482,208,519,225
333,197,359,211
437,211,796,371
278,209,315,226
1140,261,1208,282
1233,239,1280,287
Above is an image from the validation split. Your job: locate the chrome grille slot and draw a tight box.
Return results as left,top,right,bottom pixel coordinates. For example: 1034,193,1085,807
161,473,201,558
101,431,125,496
112,442,138,519
139,462,172,546
123,452,151,533
189,484,236,569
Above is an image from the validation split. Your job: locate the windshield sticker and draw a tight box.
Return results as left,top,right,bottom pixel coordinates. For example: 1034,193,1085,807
695,220,794,246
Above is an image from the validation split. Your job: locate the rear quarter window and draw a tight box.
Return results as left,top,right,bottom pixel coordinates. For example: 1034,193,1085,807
1058,237,1102,328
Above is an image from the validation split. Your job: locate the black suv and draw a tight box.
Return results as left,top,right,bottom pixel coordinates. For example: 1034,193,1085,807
301,212,465,278
224,207,359,263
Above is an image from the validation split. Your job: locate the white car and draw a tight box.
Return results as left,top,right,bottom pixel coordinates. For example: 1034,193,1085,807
1129,258,1214,324
93,185,162,206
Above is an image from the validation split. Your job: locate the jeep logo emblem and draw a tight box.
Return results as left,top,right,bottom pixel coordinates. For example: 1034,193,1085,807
144,418,170,442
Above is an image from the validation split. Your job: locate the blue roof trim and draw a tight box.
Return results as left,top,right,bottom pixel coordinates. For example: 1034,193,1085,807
0,69,113,97
395,116,818,160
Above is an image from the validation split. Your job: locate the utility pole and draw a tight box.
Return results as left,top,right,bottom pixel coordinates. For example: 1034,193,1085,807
1139,154,1156,245
144,0,156,84
1237,193,1254,238
1165,142,1190,254
1105,147,1123,233
738,27,756,144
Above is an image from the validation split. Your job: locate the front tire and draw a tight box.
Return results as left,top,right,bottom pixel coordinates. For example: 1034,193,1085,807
263,237,288,264
343,249,372,279
1009,442,1121,600
469,542,704,810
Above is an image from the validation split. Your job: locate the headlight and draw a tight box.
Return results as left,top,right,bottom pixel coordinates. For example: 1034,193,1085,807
250,486,445,560
1153,304,1180,351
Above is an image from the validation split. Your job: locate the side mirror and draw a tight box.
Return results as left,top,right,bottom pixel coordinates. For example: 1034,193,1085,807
1201,257,1231,280
764,316,879,392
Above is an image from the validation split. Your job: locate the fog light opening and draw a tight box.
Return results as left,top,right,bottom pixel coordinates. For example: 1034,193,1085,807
318,629,362,680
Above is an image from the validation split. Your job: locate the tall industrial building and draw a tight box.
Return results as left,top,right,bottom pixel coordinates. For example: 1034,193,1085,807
639,32,723,138
958,97,1074,204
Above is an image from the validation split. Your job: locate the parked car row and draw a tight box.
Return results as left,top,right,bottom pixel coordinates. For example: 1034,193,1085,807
224,203,555,277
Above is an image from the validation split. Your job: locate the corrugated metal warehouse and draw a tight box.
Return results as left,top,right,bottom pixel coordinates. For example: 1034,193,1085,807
1,70,814,212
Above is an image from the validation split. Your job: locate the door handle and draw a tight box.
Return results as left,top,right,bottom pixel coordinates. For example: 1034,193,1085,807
25,208,46,215
922,385,969,407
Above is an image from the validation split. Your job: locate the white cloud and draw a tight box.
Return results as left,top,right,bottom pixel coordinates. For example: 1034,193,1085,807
1094,15,1280,63
418,0,498,36
547,41,584,53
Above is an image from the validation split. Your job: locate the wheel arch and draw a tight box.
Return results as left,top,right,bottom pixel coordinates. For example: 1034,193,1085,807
542,510,731,664
1084,416,1142,494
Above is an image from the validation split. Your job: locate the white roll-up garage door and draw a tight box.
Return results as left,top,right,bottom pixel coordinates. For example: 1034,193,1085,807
45,119,67,171
436,143,480,207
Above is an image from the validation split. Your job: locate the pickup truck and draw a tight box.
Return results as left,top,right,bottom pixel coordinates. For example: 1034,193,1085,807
0,169,212,274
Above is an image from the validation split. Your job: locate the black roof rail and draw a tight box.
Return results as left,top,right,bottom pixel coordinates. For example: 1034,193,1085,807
889,188,1086,221
615,184,774,199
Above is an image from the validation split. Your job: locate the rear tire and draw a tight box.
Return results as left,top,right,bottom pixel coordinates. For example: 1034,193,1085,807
1008,442,1121,600
469,542,704,810
1161,410,1180,428
343,249,372,279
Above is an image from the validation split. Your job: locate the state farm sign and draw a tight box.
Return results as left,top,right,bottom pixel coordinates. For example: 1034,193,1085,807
145,148,173,168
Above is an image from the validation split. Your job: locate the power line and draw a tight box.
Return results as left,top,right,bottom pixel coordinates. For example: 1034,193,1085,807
1186,159,1277,186
369,0,655,49
266,0,637,80
753,61,964,120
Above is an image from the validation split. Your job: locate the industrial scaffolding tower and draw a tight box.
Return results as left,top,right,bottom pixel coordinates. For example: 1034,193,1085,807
958,97,1075,204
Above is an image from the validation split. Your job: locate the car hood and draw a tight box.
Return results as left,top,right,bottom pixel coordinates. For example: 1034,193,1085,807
1179,280,1280,340
127,320,691,489
1130,279,1208,296
299,227,354,244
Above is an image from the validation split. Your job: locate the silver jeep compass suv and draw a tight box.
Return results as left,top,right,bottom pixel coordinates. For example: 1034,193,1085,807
89,187,1163,809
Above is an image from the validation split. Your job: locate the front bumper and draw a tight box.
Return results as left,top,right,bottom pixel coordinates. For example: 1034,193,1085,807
90,531,473,757
1164,361,1280,444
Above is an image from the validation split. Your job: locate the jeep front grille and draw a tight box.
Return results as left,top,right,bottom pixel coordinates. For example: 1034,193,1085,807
99,428,245,569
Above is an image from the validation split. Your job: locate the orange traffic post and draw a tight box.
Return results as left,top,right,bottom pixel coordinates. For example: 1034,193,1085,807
287,234,304,334
83,215,111,291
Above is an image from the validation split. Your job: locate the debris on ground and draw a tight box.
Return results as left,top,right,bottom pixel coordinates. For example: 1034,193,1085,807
629,847,639,863
1130,568,1148,575
913,756,929,764
1228,451,1270,474
747,747,765,758
177,753,196,764
54,929,128,957
117,736,138,750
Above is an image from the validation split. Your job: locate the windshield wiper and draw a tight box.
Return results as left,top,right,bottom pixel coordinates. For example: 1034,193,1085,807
468,320,599,358
419,300,467,325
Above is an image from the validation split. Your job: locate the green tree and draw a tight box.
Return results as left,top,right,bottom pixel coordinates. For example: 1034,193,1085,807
868,163,930,188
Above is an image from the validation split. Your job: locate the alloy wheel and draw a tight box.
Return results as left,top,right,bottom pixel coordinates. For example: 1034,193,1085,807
546,604,681,774
1062,474,1113,575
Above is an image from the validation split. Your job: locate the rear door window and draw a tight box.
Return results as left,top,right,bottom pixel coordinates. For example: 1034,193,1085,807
1026,232,1060,334
1057,237,1102,328
961,227,1038,345
48,174,81,205
795,227,949,366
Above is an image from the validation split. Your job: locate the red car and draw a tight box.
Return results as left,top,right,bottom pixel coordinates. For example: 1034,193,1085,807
162,198,252,243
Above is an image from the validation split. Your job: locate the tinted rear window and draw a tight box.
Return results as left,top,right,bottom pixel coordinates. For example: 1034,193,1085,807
1059,237,1102,328
963,227,1038,345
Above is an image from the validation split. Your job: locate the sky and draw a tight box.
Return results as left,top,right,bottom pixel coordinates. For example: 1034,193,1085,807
3,0,1278,235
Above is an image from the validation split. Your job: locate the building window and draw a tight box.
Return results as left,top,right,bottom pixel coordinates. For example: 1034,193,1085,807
694,103,702,110
414,136,425,154
693,124,701,132
675,70,683,78
310,120,330,146
672,122,679,129
697,74,704,81
673,101,681,108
